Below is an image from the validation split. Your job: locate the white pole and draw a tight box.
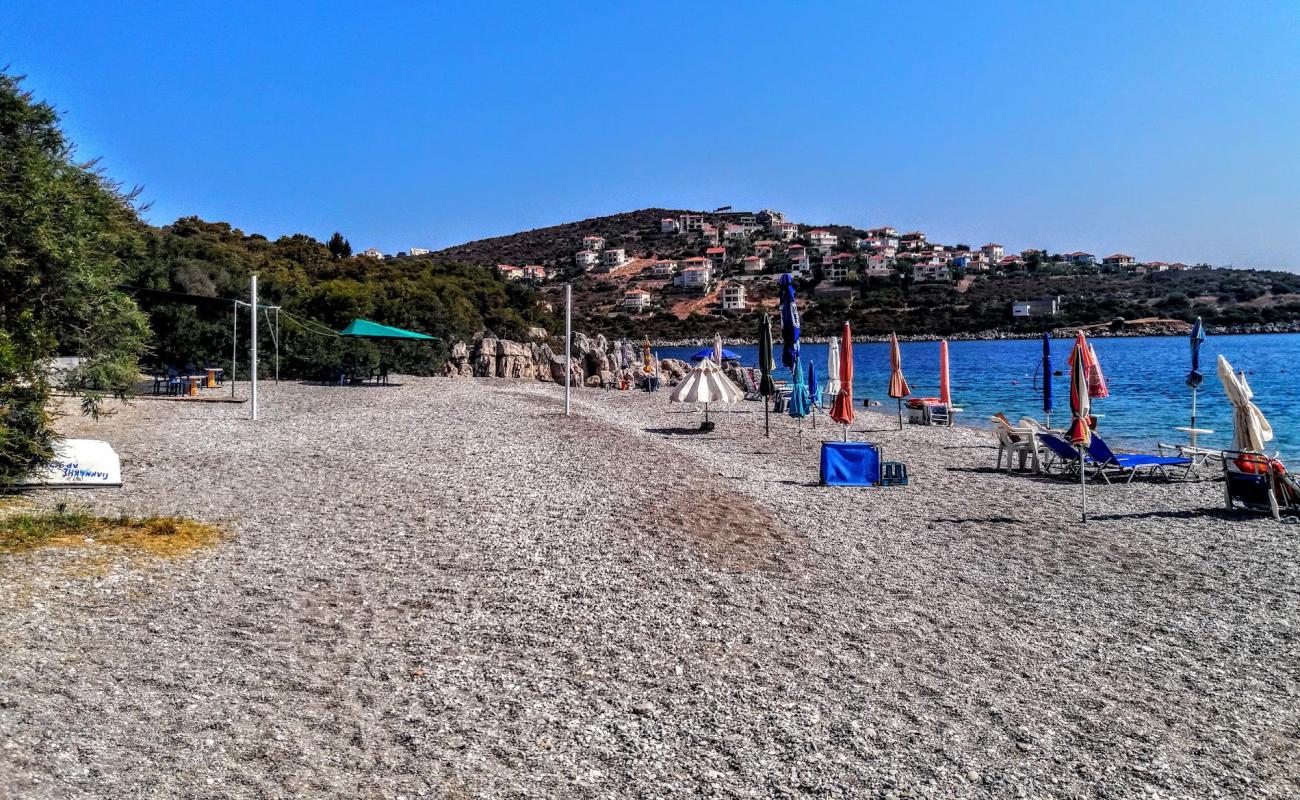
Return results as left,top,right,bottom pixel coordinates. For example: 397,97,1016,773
564,283,572,416
1079,445,1087,522
231,300,238,398
274,307,281,384
251,275,259,421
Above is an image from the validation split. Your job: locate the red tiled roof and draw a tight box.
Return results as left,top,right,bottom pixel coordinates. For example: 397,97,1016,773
706,247,726,254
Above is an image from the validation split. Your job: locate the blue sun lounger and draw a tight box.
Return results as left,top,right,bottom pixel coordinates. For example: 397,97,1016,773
1036,432,1095,476
1086,435,1192,483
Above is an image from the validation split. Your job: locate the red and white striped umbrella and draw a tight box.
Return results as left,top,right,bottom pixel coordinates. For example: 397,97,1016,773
1067,331,1093,522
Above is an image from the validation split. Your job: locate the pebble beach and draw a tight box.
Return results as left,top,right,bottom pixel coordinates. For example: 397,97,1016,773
2,378,1297,798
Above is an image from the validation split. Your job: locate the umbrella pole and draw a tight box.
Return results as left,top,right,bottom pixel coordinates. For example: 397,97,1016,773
1079,445,1088,522
897,399,903,430
1190,388,1198,452
764,396,770,438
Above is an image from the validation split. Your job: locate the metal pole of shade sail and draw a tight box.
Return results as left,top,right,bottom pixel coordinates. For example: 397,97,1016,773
564,284,572,416
231,300,238,399
250,274,259,421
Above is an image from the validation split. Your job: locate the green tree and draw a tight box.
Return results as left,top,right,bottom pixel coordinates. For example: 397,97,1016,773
327,231,352,259
0,73,150,484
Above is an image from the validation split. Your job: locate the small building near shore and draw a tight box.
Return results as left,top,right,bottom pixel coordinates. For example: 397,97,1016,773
1011,296,1062,317
721,283,746,311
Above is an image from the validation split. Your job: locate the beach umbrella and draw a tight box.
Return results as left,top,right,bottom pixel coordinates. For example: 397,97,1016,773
670,356,743,428
1087,343,1109,399
825,338,841,406
1218,354,1272,453
829,322,854,439
620,339,635,371
805,358,820,429
1041,332,1054,428
642,336,654,374
1186,318,1206,451
938,339,952,409
1067,332,1093,522
757,314,777,437
788,359,810,419
690,346,742,362
778,273,801,369
888,333,911,430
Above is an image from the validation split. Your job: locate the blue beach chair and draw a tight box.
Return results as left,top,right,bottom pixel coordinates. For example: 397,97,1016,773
1085,434,1192,484
1036,432,1096,477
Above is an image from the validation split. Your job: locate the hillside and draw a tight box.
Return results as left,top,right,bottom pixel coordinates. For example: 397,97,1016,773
423,207,1300,341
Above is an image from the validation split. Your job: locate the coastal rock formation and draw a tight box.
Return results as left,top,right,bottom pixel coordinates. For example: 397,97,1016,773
443,332,678,388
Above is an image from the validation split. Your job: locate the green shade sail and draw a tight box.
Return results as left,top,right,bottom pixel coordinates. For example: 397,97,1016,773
338,319,436,340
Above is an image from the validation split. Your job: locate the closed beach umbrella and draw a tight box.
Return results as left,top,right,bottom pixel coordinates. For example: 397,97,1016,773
778,273,801,369
642,336,653,374
1218,354,1272,453
806,360,819,409
788,358,810,418
621,339,635,371
1041,332,1054,427
670,356,743,428
758,314,777,436
712,332,724,366
1187,318,1206,450
825,338,841,404
1087,343,1109,399
938,339,952,408
1067,332,1093,522
888,333,911,430
829,322,854,438
806,359,820,429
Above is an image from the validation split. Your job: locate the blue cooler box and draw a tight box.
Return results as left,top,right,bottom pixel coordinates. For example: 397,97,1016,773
820,442,881,486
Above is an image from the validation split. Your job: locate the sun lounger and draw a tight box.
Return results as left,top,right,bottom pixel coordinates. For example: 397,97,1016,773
1084,434,1192,483
1036,432,1096,476
1222,450,1300,521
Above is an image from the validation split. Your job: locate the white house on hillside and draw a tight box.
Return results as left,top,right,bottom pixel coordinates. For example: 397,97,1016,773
651,260,677,277
661,218,680,233
575,250,599,269
981,243,1004,261
409,247,430,256
721,283,746,311
601,248,626,268
582,235,605,252
808,229,837,252
912,262,951,283
678,265,712,290
622,289,651,312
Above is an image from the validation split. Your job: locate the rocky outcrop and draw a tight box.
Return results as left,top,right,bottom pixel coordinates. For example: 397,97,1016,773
443,333,680,388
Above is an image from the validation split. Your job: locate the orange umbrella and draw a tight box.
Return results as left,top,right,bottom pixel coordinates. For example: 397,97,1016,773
888,333,911,429
938,339,952,408
829,322,854,437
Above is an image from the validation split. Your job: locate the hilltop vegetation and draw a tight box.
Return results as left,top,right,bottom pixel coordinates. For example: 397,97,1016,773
128,218,552,377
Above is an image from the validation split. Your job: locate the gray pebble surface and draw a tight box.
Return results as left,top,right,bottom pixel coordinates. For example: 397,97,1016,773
1,378,1296,799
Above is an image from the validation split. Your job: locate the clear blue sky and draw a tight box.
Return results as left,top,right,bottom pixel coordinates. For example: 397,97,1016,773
6,1,1299,268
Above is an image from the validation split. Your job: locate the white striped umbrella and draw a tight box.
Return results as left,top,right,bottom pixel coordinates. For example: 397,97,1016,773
825,337,841,403
670,357,743,426
1218,355,1272,453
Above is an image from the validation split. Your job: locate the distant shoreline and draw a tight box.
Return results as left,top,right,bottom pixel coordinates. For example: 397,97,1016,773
650,323,1300,348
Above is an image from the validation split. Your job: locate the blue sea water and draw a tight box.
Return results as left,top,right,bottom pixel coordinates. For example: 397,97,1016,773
658,334,1300,458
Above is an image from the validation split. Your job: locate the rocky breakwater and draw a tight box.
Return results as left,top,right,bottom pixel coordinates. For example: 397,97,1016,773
443,330,692,389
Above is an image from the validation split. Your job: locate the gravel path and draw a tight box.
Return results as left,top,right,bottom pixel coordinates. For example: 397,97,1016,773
2,378,1297,799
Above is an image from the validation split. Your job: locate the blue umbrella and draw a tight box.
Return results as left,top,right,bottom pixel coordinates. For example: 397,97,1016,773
1186,317,1206,451
788,359,810,418
778,273,800,369
1041,331,1053,427
690,347,742,362
1186,317,1205,388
